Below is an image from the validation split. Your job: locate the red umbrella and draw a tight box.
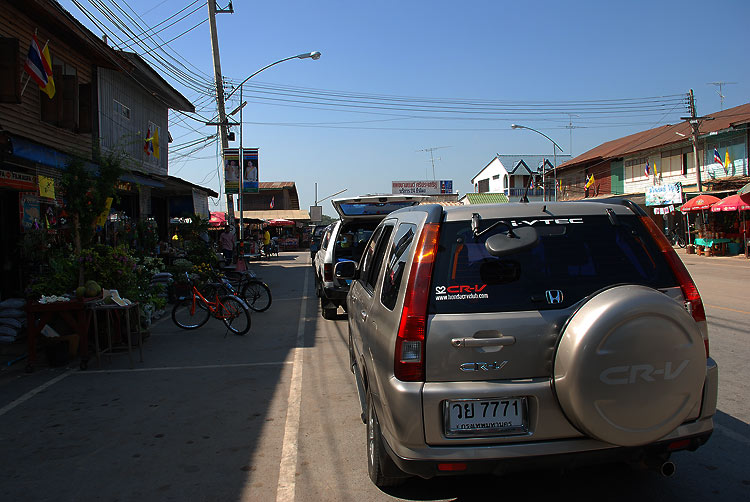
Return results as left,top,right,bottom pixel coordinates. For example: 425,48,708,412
267,218,295,226
710,193,750,212
680,195,721,212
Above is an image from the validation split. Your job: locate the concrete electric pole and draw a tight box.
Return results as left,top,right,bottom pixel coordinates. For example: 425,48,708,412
207,1,234,222
681,89,714,193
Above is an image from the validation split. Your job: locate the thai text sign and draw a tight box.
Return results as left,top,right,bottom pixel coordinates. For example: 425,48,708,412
392,180,453,195
646,183,682,206
1,169,35,191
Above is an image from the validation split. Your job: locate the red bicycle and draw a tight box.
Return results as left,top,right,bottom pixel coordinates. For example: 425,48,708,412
171,273,251,335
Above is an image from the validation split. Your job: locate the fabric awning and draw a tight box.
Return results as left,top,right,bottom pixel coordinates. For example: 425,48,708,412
240,209,310,221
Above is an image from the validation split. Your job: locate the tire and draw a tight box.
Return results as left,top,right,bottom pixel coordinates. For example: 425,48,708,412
553,285,706,447
321,296,338,320
676,235,686,248
366,395,407,488
172,297,210,329
241,280,272,312
219,295,251,335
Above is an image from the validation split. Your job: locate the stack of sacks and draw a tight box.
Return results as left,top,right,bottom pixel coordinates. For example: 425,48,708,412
0,298,26,343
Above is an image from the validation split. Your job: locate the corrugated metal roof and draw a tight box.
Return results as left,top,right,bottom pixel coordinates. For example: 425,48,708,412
464,193,510,204
259,182,296,189
558,102,750,171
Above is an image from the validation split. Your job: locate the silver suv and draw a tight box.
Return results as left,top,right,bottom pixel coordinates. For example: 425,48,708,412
336,200,718,487
313,195,425,320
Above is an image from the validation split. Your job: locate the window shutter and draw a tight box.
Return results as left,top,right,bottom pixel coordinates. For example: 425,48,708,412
0,38,20,103
78,83,92,133
61,74,78,131
40,65,62,125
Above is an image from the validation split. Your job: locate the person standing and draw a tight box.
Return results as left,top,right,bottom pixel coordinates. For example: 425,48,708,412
263,227,271,255
220,226,235,264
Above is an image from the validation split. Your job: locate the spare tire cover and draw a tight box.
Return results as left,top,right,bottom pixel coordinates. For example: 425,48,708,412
554,284,706,447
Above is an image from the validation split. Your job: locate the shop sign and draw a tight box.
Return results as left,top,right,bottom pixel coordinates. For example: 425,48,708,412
0,169,35,191
646,183,682,206
392,180,453,195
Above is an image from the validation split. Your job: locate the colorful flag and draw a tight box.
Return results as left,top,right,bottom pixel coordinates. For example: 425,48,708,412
644,160,650,176
144,126,151,155
38,175,55,199
269,196,275,209
585,173,594,189
653,161,658,177
713,148,723,167
24,36,55,98
724,150,731,174
151,127,160,159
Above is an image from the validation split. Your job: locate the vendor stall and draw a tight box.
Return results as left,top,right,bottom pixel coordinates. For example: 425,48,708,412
709,193,750,257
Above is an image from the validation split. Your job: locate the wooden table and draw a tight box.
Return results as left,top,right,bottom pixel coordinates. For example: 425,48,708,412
25,298,95,372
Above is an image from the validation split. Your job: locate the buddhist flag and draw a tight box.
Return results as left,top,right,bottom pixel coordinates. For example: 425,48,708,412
724,150,731,174
151,127,160,159
653,161,658,177
24,36,55,98
585,173,594,189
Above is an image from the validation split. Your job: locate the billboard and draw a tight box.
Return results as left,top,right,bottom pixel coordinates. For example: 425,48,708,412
224,148,259,194
392,180,453,195
645,183,683,206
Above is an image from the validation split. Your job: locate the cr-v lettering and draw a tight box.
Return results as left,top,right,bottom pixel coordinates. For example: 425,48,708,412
460,361,509,372
599,360,690,385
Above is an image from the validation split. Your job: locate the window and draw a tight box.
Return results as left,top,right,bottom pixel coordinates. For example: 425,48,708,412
682,152,688,175
0,37,20,103
40,55,78,131
365,225,393,291
114,99,130,120
477,178,489,193
381,223,416,310
492,174,500,180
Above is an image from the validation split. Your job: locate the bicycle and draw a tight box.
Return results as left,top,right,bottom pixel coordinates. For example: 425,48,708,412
218,265,272,312
665,228,686,248
171,273,251,335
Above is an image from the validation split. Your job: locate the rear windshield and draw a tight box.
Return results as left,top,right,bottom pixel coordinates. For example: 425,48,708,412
429,215,678,314
337,201,417,217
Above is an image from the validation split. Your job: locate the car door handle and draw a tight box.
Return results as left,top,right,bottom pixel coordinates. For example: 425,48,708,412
360,310,368,322
451,335,516,348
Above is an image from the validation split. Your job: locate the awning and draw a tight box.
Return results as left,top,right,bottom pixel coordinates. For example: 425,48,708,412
209,211,226,226
121,172,164,188
240,209,310,221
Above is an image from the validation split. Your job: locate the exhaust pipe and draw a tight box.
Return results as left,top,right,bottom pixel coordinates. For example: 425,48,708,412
659,461,676,478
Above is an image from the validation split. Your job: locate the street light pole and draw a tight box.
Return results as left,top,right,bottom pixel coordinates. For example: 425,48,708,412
222,51,321,244
511,124,564,201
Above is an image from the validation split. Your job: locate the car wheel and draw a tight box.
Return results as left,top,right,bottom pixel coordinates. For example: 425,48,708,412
366,394,407,488
553,285,707,447
321,297,337,320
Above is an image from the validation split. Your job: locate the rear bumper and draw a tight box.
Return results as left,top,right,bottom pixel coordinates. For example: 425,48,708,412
322,285,349,301
383,427,713,478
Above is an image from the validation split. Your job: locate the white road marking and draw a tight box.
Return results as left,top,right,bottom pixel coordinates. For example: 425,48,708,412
0,369,74,417
275,267,309,502
73,361,292,374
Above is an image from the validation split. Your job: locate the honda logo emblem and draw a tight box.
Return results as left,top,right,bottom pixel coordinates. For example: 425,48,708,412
545,290,563,304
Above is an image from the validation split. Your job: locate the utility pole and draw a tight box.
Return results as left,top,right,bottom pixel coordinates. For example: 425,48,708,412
681,89,714,193
207,1,234,222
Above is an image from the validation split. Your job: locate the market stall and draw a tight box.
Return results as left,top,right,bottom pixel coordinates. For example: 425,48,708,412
709,193,750,257
680,195,721,256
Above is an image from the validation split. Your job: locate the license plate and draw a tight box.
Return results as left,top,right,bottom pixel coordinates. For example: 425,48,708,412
444,397,528,437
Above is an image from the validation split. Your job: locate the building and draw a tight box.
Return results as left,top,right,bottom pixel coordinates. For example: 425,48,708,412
471,154,571,202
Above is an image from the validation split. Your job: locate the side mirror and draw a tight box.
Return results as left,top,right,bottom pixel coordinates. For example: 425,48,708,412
485,226,539,257
334,260,357,280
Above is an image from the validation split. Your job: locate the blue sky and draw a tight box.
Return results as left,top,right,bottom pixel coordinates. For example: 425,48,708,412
59,0,750,215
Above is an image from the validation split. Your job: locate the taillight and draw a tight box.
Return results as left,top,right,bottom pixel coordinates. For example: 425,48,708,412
395,223,440,381
640,216,709,356
323,263,333,282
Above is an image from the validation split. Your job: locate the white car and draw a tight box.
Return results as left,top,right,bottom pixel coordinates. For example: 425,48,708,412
313,194,425,320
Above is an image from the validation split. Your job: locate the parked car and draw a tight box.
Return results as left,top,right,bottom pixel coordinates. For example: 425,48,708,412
336,199,718,487
309,224,329,259
313,194,426,320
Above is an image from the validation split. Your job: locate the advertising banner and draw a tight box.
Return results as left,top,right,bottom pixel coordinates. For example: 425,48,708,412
392,180,453,195
242,148,259,194
224,148,239,194
645,183,682,206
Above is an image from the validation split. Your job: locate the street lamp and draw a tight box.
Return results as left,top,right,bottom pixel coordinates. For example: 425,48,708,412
511,124,564,201
225,51,321,242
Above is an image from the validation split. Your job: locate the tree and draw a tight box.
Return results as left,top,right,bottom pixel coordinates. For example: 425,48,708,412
61,150,125,286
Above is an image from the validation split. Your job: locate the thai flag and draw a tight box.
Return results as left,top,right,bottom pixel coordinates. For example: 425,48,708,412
269,196,275,209
714,148,723,167
24,35,55,98
645,160,650,176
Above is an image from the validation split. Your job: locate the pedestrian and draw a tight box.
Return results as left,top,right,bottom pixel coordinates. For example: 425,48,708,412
263,227,271,255
220,226,235,264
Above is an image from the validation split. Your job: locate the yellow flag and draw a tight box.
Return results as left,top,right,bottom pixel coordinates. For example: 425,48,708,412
38,175,55,199
41,43,55,99
585,173,595,189
725,150,731,173
95,197,113,227
152,127,160,159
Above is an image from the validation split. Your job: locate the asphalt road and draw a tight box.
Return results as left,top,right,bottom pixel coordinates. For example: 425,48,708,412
0,250,748,501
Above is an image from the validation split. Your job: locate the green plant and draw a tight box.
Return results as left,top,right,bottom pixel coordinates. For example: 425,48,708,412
25,253,77,299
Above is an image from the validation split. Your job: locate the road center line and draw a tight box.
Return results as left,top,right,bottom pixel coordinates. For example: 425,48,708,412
275,265,309,502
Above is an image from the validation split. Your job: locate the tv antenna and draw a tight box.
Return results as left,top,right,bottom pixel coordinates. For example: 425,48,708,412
707,81,737,110
417,146,451,180
564,113,581,156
